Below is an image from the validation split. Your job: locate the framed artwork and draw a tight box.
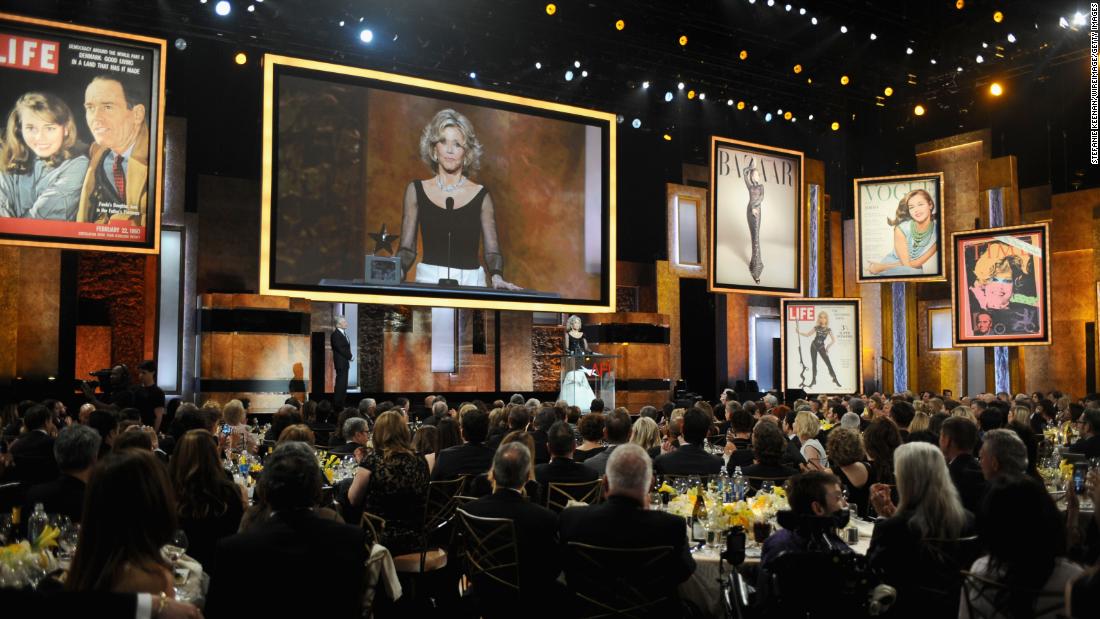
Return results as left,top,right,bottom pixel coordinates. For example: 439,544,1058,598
780,298,862,395
927,307,953,351
951,223,1051,346
0,13,166,253
666,183,707,278
854,172,945,282
709,136,804,295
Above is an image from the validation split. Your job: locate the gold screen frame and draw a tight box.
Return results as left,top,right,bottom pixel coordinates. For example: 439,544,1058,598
259,53,617,312
0,13,167,254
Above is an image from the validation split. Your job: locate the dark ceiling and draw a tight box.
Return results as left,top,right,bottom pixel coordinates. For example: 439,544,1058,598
5,0,1093,261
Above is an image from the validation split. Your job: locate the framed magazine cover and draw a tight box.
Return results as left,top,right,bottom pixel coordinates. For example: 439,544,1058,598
854,172,945,283
780,298,862,395
709,136,803,296
951,223,1051,346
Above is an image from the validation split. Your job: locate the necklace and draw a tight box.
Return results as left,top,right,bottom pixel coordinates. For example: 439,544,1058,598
437,175,466,193
909,221,933,257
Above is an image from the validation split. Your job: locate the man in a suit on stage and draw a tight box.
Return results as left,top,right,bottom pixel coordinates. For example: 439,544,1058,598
331,316,352,408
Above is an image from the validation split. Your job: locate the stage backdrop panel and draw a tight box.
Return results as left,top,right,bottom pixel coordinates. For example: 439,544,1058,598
951,223,1051,346
260,54,616,313
781,298,862,395
709,137,803,296
0,13,165,253
854,172,945,283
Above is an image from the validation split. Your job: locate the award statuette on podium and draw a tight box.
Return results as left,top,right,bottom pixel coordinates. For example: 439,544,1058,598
365,223,402,284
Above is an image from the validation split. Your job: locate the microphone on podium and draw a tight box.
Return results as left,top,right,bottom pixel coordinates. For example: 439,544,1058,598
438,196,459,287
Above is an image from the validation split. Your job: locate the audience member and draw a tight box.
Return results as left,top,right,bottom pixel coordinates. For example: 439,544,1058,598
263,405,303,442
276,423,315,445
573,413,606,463
653,407,724,476
629,415,662,460
431,408,494,481
25,423,99,523
724,408,756,472
760,471,851,573
826,427,871,518
1068,408,1100,458
939,416,987,515
9,404,59,486
864,417,902,485
742,421,799,490
329,416,369,456
527,407,556,465
795,411,827,471
583,408,633,475
535,421,599,494
979,429,1029,480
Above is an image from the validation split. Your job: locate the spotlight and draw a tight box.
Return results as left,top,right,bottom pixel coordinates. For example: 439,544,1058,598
793,64,802,73
800,8,806,15
679,34,688,46
699,92,706,100
535,61,542,69
914,104,926,116
469,71,477,79
338,20,344,26
930,58,937,64
234,52,247,65
359,29,373,43
677,82,685,90
574,60,581,68
840,75,849,85
1074,12,1087,27
840,25,847,34
1059,17,1070,29
765,113,773,122
989,82,1003,96
870,33,877,40
616,115,623,124
785,4,792,11
664,91,673,102
215,0,231,16
631,118,641,129
727,99,734,106
642,81,650,89
884,86,893,96
663,134,672,141
808,114,814,120
615,19,625,31
993,11,1003,24
545,3,556,16
956,0,964,8
777,109,783,114
687,90,696,99
581,70,588,77
247,4,255,12
976,54,984,63
564,70,573,81
767,0,774,6
811,17,818,25
1007,33,1016,43
739,49,748,60
830,121,839,130
982,42,988,48
737,101,745,109
783,111,792,120
906,46,913,55
752,105,758,111
174,38,188,51
957,66,963,72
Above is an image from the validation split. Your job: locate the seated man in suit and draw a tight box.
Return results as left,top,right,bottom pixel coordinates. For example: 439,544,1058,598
527,407,556,465
654,408,724,476
329,416,369,457
559,444,695,610
25,424,99,523
206,442,367,617
724,408,756,473
10,404,59,487
431,408,494,482
461,441,562,603
535,421,599,497
978,428,1029,480
582,408,633,476
939,416,987,515
1068,408,1100,459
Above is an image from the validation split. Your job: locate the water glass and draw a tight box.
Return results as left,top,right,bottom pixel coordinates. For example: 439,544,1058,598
760,480,775,494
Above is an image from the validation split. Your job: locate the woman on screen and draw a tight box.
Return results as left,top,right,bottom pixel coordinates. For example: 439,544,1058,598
395,108,520,290
797,311,841,389
558,315,597,411
0,92,88,221
865,189,938,277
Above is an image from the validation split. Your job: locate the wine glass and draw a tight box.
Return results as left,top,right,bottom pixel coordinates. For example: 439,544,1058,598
57,522,80,565
760,480,775,495
164,529,189,564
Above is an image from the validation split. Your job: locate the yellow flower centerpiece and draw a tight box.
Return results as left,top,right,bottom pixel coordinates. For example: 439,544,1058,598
0,525,60,589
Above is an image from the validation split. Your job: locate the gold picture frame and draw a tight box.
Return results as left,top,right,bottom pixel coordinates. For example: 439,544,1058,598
666,183,707,279
854,172,946,283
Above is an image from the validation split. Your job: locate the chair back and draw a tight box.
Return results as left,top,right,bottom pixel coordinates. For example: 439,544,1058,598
545,479,602,512
564,542,676,617
455,509,520,595
960,570,1066,619
424,476,467,534
767,549,878,616
886,535,981,618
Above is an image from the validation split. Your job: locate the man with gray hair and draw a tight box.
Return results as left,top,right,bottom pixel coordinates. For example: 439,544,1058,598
560,443,695,604
331,315,352,408
509,393,525,406
24,424,100,523
330,416,369,456
839,412,861,431
979,429,1029,480
421,399,451,427
461,442,562,597
762,393,778,411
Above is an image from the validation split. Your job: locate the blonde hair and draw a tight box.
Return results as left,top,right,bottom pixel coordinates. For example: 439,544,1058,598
419,108,483,174
629,416,660,451
793,410,821,439
1,92,81,174
951,406,977,424
1011,406,1031,427
222,399,246,426
908,411,931,433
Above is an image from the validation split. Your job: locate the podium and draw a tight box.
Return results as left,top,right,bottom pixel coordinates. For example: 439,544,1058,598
555,353,619,413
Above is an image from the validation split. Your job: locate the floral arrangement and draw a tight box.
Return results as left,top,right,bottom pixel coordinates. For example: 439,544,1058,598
0,526,60,588
666,487,788,530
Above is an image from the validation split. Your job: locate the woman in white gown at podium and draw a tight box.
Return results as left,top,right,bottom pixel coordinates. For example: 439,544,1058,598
558,315,597,412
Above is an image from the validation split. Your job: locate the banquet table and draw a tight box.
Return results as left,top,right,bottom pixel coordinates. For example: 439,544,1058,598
679,516,873,617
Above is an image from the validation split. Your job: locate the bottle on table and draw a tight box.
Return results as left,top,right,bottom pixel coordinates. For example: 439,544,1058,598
27,503,48,543
732,466,747,502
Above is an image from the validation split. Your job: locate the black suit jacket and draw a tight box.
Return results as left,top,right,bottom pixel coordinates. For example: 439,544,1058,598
527,430,550,465
653,443,724,476
535,457,600,490
10,431,58,486
331,329,352,370
328,441,361,456
948,454,988,515
559,495,695,598
1068,434,1100,459
725,437,755,474
783,435,807,467
461,490,562,595
25,474,85,523
206,509,367,618
430,441,495,481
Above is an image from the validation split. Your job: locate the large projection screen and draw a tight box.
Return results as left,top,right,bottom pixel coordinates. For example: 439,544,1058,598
260,55,616,312
0,13,165,253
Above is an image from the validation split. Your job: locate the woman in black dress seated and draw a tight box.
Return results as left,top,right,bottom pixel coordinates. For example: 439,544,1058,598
348,410,429,555
826,427,872,518
169,429,246,575
396,108,520,290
